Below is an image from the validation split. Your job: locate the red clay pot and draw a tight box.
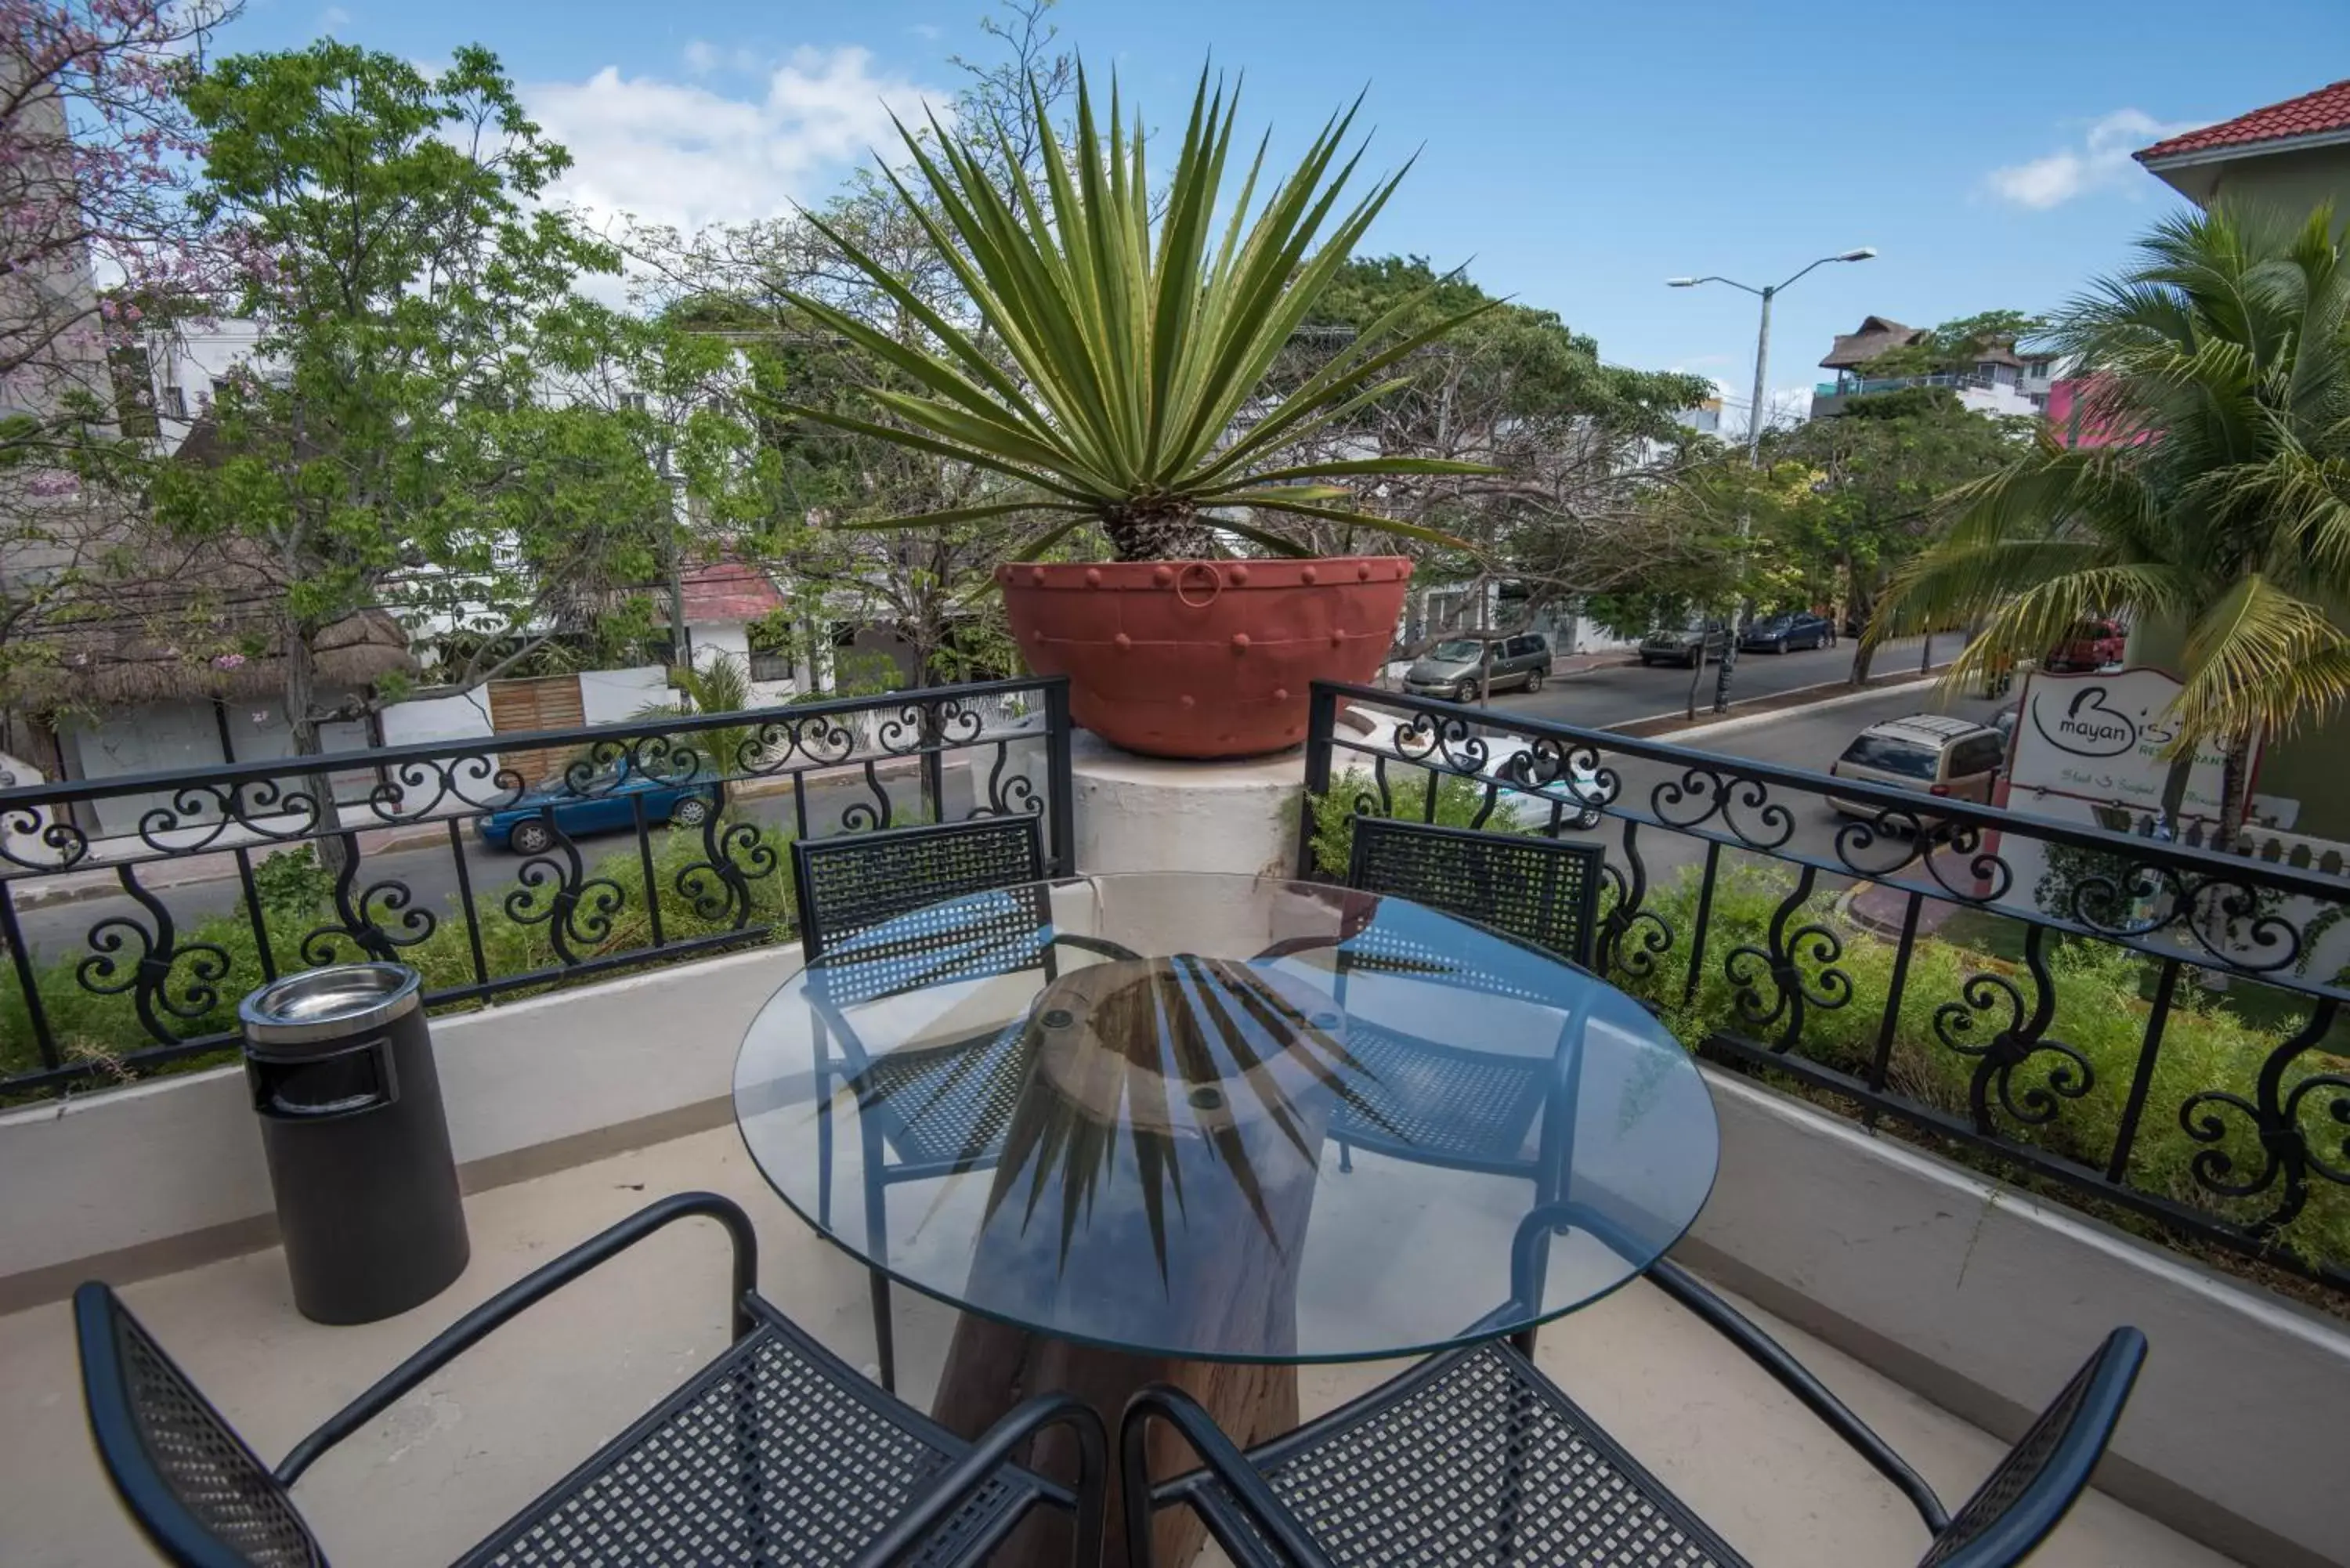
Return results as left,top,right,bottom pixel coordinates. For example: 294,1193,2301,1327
997,556,1412,759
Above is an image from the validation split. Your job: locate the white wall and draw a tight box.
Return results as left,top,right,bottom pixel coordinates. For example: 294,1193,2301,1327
577,665,670,726
379,689,496,748
4,977,2340,1566
685,620,796,705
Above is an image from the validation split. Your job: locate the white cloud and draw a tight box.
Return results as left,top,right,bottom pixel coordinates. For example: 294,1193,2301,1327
909,23,943,41
318,5,352,30
682,39,720,74
526,45,952,236
1985,109,2208,210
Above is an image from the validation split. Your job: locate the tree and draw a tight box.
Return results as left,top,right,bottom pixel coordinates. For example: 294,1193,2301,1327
0,1,237,713
1861,309,2047,379
1773,386,2033,682
1274,256,1715,646
1871,205,2350,845
624,0,1076,687
153,43,682,762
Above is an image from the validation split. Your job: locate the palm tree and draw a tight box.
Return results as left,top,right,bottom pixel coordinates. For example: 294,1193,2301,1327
1871,204,2350,844
777,64,1495,562
631,649,757,782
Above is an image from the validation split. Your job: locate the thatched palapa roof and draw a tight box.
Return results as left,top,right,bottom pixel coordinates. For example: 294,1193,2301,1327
6,535,416,712
1818,316,1928,370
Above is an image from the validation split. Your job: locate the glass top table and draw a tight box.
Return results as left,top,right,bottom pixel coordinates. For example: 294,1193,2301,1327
733,870,1719,1366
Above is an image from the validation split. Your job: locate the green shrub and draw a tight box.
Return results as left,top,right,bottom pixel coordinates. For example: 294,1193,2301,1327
1616,861,2350,1274
1307,766,1540,876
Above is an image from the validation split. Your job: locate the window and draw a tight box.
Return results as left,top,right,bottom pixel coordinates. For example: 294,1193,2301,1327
1507,635,1539,657
157,385,186,420
1838,735,1938,779
1431,639,1483,660
1949,736,2004,777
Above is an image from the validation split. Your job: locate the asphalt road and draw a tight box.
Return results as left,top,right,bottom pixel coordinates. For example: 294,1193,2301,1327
1464,632,1942,731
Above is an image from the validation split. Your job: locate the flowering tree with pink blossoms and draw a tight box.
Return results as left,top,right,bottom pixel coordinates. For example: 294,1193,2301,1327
0,0,237,711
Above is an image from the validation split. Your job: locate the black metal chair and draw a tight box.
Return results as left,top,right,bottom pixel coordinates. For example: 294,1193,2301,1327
76,1192,1104,1568
1346,816,1605,969
791,817,1058,1393
1120,1256,2146,1568
1325,818,1610,1190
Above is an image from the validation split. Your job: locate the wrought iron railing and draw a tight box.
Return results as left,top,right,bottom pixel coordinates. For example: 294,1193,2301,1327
1301,681,2350,1295
0,677,1072,1097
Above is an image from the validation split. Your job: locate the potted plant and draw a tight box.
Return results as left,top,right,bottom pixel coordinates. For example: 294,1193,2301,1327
780,69,1492,758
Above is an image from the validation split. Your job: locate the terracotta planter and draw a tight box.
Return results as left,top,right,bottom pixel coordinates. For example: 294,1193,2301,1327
998,556,1412,759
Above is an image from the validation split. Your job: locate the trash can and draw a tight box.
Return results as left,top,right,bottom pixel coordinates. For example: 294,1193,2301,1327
240,963,469,1324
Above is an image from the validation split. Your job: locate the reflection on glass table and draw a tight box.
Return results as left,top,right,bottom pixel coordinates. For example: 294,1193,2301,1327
735,870,1718,1568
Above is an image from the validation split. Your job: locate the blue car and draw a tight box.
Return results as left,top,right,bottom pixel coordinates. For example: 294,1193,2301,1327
475,757,723,854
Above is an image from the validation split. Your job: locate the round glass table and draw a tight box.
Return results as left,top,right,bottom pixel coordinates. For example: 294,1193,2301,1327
734,869,1718,1566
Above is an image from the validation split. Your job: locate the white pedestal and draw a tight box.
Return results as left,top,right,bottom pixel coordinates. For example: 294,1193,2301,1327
1070,732,1306,877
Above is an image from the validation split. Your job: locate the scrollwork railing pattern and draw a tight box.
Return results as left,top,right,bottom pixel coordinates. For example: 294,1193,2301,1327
0,677,1072,1095
1301,678,2350,1295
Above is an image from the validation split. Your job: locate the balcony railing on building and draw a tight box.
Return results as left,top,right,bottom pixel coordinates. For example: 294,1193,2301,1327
0,677,1073,1097
1299,680,2350,1302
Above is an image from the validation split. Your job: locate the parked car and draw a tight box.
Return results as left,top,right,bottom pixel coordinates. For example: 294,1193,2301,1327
1739,611,1837,654
1828,714,2005,822
477,756,723,854
1637,623,1731,667
2044,617,2126,673
1402,633,1553,700
1482,739,1607,830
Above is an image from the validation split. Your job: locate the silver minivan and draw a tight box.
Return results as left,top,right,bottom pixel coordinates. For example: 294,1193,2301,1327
1828,714,2005,819
1403,634,1552,701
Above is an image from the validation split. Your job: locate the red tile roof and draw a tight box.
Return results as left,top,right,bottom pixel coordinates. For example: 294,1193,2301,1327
678,560,783,624
2136,79,2350,163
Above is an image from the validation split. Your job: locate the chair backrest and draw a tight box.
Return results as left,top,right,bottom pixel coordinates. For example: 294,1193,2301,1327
74,1283,326,1568
1347,817,1605,967
793,818,1050,1006
1914,1328,2147,1568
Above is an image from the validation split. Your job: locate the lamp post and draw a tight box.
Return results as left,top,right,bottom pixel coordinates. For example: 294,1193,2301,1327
1667,247,1875,712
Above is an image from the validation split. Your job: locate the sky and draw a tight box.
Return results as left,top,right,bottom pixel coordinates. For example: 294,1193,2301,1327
225,0,2349,431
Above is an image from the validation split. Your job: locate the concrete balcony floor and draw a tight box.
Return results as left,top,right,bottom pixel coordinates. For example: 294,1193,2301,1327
1,1125,2234,1568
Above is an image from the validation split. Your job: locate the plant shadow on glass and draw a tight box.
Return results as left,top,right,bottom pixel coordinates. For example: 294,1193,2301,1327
895,952,1386,1289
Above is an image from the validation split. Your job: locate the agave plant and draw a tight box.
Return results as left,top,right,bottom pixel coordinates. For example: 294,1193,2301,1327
780,66,1497,562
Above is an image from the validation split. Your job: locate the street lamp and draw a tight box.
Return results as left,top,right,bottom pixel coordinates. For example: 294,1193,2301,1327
1667,247,1875,714
1668,247,1875,464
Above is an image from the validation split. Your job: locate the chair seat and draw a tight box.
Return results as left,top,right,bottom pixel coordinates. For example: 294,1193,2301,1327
860,1021,1036,1172
1182,1342,1750,1568
1329,1022,1548,1169
459,1303,1043,1568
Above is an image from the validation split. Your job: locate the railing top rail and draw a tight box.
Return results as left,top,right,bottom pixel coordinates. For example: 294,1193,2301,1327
0,675,1070,811
1313,679,2350,904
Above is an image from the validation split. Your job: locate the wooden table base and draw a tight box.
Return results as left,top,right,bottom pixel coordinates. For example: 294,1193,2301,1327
932,1310,1298,1568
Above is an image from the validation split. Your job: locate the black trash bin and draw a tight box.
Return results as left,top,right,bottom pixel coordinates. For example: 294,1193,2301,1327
240,963,469,1324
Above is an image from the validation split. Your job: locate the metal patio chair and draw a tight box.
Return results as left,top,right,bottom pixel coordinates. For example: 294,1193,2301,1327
792,816,1136,1393
1329,818,1610,1190
1121,1255,2146,1568
76,1192,1104,1568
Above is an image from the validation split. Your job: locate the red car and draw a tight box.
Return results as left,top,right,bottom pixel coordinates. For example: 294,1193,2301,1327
2045,618,2126,673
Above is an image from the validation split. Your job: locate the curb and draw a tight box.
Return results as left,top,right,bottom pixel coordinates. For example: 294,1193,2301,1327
1606,661,1964,742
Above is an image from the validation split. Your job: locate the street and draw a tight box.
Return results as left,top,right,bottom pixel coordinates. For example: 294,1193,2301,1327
1473,632,1942,730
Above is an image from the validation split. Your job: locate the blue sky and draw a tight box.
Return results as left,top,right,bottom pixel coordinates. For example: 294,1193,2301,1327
229,0,2347,428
